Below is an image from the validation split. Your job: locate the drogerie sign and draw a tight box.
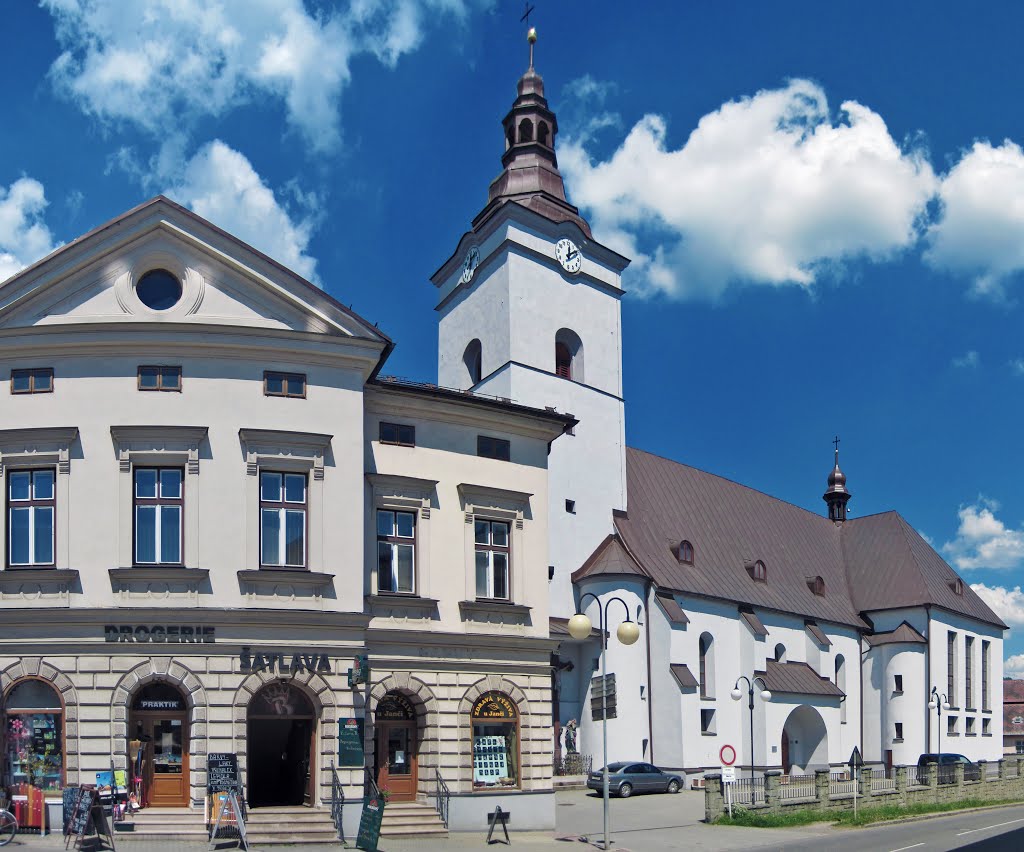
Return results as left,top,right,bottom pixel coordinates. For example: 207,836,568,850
104,625,215,643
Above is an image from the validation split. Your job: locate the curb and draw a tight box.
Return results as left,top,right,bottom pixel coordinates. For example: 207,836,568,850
833,799,1024,830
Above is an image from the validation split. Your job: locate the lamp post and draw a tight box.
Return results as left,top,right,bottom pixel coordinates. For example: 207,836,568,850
730,675,772,804
928,686,951,754
567,593,641,852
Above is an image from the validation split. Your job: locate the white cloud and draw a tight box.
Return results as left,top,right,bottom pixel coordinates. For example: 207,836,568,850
1006,654,1024,679
1010,358,1024,376
971,583,1024,626
952,350,980,368
166,141,319,282
0,177,61,282
42,0,480,153
942,496,1024,570
925,140,1024,301
559,79,937,300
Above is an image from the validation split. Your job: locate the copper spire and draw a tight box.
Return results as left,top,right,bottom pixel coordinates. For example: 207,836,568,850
823,437,851,522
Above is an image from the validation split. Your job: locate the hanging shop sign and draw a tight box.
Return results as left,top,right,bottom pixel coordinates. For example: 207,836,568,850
104,625,216,643
239,647,331,675
375,694,415,721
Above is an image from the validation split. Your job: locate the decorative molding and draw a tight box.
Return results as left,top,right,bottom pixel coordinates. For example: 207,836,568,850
0,427,79,478
238,428,332,479
109,567,210,583
459,599,532,617
237,569,335,588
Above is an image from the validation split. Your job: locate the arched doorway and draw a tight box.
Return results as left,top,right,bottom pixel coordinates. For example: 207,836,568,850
780,705,828,775
247,682,316,808
374,692,418,802
130,682,189,807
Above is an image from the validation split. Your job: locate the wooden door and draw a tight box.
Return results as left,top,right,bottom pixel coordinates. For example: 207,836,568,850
376,722,417,802
780,730,790,775
139,714,189,807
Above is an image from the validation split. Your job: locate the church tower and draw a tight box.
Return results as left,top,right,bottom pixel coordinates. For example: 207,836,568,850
431,29,630,616
823,440,851,522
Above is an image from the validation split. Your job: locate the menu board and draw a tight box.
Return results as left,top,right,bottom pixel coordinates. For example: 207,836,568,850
356,796,385,852
62,787,79,835
67,788,94,839
338,718,364,768
207,752,239,791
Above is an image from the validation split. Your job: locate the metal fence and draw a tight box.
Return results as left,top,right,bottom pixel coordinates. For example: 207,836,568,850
1007,761,1019,779
964,763,981,782
778,774,816,800
985,763,1000,781
829,771,856,795
870,767,896,792
937,764,957,785
905,765,926,787
729,776,765,806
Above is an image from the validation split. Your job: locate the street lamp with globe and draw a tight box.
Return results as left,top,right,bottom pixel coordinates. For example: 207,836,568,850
567,593,640,851
928,686,951,755
731,675,772,803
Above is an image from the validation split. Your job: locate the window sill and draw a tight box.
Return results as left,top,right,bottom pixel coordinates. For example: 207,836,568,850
0,568,79,586
982,733,993,737
700,731,717,737
893,738,904,743
965,733,977,737
365,594,439,612
966,707,976,712
110,567,208,582
700,696,717,703
893,691,904,696
947,732,960,737
459,599,531,617
237,569,335,588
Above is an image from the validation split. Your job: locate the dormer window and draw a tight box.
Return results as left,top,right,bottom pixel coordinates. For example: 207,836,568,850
807,575,825,596
747,560,767,583
678,540,694,565
951,578,964,596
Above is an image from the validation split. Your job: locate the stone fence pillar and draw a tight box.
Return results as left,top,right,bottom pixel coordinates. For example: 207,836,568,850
954,762,965,792
895,765,907,805
927,761,938,790
998,758,1007,781
1016,756,1024,777
978,760,987,784
765,770,782,810
814,769,829,810
858,766,872,799
704,773,723,823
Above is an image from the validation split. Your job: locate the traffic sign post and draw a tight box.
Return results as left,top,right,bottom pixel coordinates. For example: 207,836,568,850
719,744,737,819
848,747,863,819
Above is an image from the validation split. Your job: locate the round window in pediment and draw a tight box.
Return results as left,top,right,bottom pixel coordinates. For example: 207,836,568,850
136,268,183,311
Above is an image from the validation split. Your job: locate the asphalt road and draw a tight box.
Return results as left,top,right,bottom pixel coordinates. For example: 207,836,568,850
764,803,1024,852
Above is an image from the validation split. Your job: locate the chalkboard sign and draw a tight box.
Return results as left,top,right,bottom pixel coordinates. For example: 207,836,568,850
62,788,79,835
338,718,364,768
68,788,94,839
207,752,239,791
356,796,385,852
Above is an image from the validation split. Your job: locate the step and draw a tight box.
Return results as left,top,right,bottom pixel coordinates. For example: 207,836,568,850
379,824,450,837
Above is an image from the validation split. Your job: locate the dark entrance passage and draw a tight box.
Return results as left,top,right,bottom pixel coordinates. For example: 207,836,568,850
247,682,316,808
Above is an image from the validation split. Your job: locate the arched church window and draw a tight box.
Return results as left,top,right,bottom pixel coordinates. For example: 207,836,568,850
464,339,483,386
699,632,715,698
679,540,694,564
538,122,550,146
748,559,767,582
774,643,787,663
3,679,64,793
554,328,584,383
518,118,534,143
471,691,519,789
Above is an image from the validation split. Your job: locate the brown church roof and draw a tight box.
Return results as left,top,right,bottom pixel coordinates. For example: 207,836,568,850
757,660,845,697
597,448,1006,631
1004,679,1024,704
864,622,928,647
670,664,699,689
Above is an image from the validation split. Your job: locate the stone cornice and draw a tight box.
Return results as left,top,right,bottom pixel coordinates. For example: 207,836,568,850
0,427,79,449
366,627,559,653
0,606,370,632
238,428,333,452
458,482,534,505
110,426,209,444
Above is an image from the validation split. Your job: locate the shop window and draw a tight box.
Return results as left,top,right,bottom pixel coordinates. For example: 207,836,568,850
475,519,510,600
260,471,307,568
134,468,183,565
3,680,64,793
7,469,55,567
377,509,416,594
471,691,519,789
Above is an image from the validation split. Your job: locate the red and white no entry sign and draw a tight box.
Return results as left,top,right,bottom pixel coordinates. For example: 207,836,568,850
719,744,737,766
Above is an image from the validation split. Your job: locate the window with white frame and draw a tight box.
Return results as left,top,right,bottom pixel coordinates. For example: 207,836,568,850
260,472,307,568
1016,739,1024,754
474,519,510,600
133,468,183,565
377,509,415,594
7,469,55,567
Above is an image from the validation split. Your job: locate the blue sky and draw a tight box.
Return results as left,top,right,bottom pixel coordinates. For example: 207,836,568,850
3,1,1024,668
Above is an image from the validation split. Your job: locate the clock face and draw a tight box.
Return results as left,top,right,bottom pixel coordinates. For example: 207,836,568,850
460,246,481,285
555,238,582,274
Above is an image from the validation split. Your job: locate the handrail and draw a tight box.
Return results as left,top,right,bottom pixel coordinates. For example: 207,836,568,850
330,760,345,844
364,766,381,803
434,769,450,829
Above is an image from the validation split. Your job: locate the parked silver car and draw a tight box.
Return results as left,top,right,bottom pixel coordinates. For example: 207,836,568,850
587,762,684,798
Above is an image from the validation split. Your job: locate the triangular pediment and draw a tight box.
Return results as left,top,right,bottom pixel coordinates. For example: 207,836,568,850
0,197,387,344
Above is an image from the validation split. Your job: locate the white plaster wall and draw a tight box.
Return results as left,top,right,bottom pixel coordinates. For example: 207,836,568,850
0,349,367,611
884,645,927,765
926,609,1004,760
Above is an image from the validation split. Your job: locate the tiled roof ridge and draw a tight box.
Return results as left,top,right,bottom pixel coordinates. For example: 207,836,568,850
625,446,842,526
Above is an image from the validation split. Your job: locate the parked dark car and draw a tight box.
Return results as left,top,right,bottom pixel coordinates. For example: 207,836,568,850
587,762,684,798
917,753,980,782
